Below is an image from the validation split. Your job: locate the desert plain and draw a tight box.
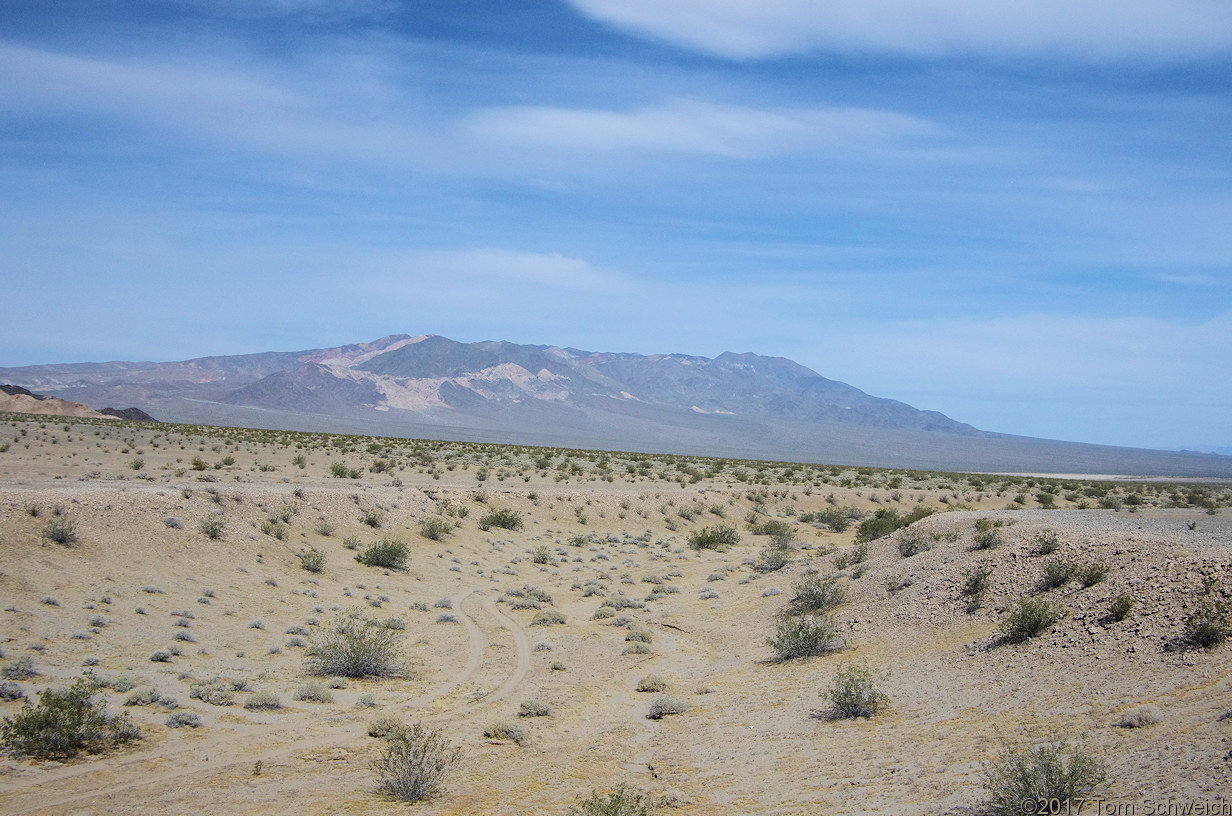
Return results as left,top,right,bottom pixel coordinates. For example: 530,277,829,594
0,413,1230,814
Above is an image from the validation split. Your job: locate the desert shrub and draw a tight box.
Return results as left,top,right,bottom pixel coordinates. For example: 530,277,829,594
622,642,652,655
123,687,159,707
1116,705,1162,728
419,517,452,540
766,614,843,660
1000,597,1064,643
1,677,140,759
483,720,527,745
314,520,335,536
2,657,36,681
625,627,653,644
687,525,740,551
188,679,234,706
636,674,667,693
479,508,523,531
896,528,931,557
368,716,405,738
356,539,408,571
356,693,377,708
973,518,1005,550
813,507,851,533
296,546,326,573
305,608,404,678
372,721,461,802
532,546,552,564
1075,562,1108,588
165,711,201,728
1184,598,1231,649
1039,558,1076,590
359,508,383,528
42,518,78,546
243,690,282,711
982,736,1107,815
1032,529,1061,554
436,612,458,624
532,610,566,626
855,506,934,543
1108,593,1136,622
826,662,889,719
646,694,687,719
293,681,333,703
518,699,550,717
571,783,657,816
789,572,846,614
149,649,173,663
962,561,994,606
342,535,362,550
0,682,24,702
199,517,225,540
754,547,791,572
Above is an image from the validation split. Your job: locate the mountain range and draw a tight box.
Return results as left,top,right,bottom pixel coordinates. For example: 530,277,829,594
2,334,1228,476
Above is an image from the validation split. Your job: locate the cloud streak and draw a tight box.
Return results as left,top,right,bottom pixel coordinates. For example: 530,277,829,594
567,0,1232,60
468,99,945,158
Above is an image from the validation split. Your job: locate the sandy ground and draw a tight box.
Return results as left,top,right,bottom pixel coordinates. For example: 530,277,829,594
0,415,1229,815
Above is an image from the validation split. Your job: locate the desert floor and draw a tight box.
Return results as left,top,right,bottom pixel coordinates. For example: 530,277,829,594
0,415,1230,815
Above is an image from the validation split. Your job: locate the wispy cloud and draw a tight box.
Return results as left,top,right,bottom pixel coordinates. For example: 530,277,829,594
467,99,945,158
384,249,627,294
566,0,1232,60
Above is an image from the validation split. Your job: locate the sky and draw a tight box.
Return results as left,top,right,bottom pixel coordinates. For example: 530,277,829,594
1,1,1230,452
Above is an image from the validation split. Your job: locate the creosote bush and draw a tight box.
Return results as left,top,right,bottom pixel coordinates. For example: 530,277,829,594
419,517,452,541
199,517,225,540
962,561,993,607
1108,593,1135,622
766,613,843,660
571,783,658,816
356,539,408,571
982,736,1107,815
999,597,1064,643
1,677,140,759
372,721,461,802
789,572,845,614
296,546,326,573
1183,598,1231,649
479,508,523,531
42,518,78,546
305,607,403,678
825,662,888,719
687,525,739,551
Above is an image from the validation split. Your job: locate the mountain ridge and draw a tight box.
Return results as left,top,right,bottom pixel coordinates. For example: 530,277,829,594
2,335,1228,477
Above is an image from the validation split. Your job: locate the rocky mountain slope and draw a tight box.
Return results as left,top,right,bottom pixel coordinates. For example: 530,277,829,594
2,336,1228,476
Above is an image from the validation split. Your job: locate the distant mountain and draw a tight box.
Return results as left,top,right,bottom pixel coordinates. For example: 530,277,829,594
2,335,1229,476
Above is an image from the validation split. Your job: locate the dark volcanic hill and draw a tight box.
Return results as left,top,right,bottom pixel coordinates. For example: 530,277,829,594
2,334,1228,476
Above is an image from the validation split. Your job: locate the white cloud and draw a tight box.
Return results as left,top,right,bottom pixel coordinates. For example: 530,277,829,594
566,0,1232,60
390,249,627,294
468,99,944,158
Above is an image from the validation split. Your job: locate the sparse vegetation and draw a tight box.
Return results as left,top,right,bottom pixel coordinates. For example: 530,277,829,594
296,546,327,573
199,517,225,540
42,518,78,546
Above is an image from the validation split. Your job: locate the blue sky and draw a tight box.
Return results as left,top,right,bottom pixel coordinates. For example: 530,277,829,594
1,1,1230,451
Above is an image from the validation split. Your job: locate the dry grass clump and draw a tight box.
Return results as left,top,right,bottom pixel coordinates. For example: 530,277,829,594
483,719,527,745
646,694,687,719
636,674,668,693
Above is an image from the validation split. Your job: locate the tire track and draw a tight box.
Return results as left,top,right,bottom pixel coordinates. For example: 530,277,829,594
0,587,534,815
